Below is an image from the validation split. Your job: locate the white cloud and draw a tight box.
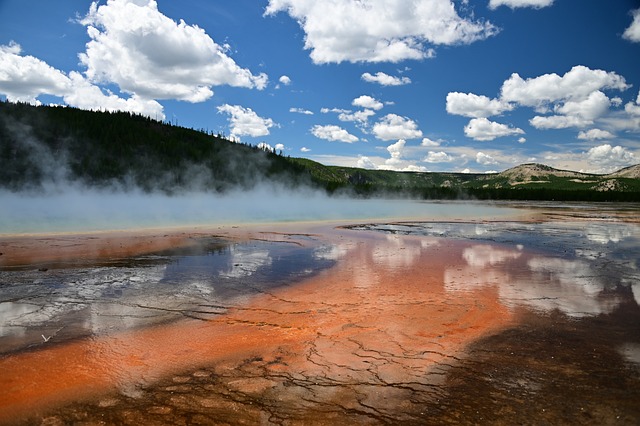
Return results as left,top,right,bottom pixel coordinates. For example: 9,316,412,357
586,144,636,169
476,152,498,165
386,139,406,165
518,137,527,143
357,156,378,169
488,0,554,10
578,129,615,141
217,104,276,139
451,66,632,136
529,115,592,130
625,91,640,116
279,75,292,85
301,147,311,152
373,114,423,141
555,90,612,121
421,137,441,147
464,118,524,141
424,151,454,163
257,142,274,151
311,124,359,143
65,71,164,119
290,107,314,115
79,0,267,102
265,0,497,64
500,66,629,107
321,107,349,114
0,42,71,103
322,106,376,127
361,72,411,86
352,95,383,111
0,42,165,119
338,109,376,125
623,8,640,43
372,139,429,172
446,92,513,118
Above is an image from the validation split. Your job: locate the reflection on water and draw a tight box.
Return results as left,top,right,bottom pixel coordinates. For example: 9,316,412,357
353,220,640,318
0,240,335,354
1,218,640,424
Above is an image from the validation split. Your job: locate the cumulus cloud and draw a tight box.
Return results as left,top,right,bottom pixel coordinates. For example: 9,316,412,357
424,151,454,163
0,42,71,103
623,8,640,43
79,0,267,102
338,109,376,125
217,104,276,139
0,41,165,119
264,0,497,64
554,90,612,121
385,139,407,166
625,93,640,118
529,115,592,130
446,92,513,118
377,140,428,172
361,72,411,86
279,75,292,85
311,124,359,143
321,106,376,127
357,156,378,170
464,118,524,141
577,129,615,141
451,65,632,138
421,137,441,147
65,71,164,119
352,95,384,111
586,144,636,172
488,0,554,10
300,147,311,152
500,66,629,107
476,152,498,165
373,114,423,141
257,142,274,152
290,107,314,115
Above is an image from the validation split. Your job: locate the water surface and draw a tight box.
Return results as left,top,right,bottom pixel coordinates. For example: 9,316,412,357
1,204,639,424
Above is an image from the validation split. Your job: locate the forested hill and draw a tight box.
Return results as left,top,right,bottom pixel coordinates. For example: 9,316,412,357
0,101,311,193
1,101,639,201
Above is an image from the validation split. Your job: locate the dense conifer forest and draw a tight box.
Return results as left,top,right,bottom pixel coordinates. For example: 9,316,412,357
1,101,639,201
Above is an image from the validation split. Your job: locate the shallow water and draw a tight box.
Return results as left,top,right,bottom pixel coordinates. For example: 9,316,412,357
1,209,640,424
350,220,640,317
0,196,520,234
0,238,335,355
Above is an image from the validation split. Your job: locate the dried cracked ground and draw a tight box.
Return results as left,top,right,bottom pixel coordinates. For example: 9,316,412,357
1,220,640,425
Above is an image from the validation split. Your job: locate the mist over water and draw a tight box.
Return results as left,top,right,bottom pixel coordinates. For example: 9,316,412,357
0,186,517,234
1,107,524,234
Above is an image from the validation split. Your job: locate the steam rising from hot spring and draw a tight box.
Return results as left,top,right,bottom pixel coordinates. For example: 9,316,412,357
0,186,396,234
0,184,519,234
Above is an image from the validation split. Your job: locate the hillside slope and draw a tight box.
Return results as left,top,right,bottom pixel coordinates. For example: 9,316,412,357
1,102,639,201
0,101,311,193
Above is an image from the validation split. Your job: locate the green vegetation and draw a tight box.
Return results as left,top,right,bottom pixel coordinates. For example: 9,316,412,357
1,101,639,202
0,101,310,193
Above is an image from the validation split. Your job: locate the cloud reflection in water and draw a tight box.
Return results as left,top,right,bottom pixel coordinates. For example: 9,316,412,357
355,221,640,318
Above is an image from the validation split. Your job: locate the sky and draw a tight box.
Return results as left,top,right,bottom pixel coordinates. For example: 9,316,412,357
1,0,640,174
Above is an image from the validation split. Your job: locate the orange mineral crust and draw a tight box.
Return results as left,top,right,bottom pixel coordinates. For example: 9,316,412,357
0,229,515,423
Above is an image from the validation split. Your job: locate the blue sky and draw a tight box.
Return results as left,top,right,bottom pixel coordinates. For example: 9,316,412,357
1,0,640,174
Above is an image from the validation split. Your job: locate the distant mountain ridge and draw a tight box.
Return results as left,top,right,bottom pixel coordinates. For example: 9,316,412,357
1,102,639,201
610,164,640,179
485,163,640,193
498,163,640,180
